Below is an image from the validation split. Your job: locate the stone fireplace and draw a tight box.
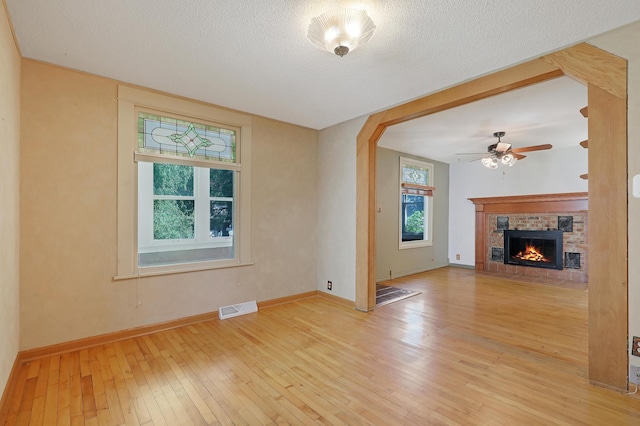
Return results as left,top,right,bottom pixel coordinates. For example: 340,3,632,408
469,193,588,283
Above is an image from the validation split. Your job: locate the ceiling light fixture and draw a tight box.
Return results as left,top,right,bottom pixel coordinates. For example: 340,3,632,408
482,131,517,168
481,156,498,169
307,8,376,57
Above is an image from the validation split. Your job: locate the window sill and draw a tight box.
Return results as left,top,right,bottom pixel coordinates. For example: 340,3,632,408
399,241,433,250
113,260,254,281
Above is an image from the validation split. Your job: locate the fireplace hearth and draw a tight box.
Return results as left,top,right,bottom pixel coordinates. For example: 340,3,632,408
504,230,563,270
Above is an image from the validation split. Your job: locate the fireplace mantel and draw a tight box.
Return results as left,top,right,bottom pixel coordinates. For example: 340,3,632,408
468,192,588,271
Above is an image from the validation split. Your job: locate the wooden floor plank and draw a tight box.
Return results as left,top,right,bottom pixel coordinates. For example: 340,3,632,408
3,363,29,425
42,383,59,426
6,268,640,425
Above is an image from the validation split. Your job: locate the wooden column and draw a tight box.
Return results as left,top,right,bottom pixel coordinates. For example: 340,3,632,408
356,113,386,311
587,83,628,390
474,205,486,271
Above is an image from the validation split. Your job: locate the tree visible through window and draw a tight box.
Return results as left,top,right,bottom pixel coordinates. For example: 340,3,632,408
209,169,234,237
153,163,195,240
404,203,424,237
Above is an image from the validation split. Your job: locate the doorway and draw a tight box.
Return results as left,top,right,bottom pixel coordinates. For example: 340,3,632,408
355,43,628,390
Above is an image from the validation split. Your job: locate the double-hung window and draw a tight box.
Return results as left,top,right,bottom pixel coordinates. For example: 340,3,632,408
137,111,239,267
116,86,252,279
399,157,434,249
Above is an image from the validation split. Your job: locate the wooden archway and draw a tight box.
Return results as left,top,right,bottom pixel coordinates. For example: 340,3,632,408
355,43,628,390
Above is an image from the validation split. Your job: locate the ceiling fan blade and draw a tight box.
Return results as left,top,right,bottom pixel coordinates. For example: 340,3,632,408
511,144,552,154
469,156,486,163
512,153,527,160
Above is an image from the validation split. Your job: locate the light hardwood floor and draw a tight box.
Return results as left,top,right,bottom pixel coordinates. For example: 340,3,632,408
3,267,640,425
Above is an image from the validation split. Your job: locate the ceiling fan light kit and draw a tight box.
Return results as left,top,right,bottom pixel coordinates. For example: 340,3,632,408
472,131,551,169
482,156,498,169
480,132,514,168
307,8,376,57
502,153,517,166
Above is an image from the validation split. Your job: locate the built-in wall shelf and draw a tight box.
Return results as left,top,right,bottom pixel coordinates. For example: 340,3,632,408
580,106,588,118
401,183,435,196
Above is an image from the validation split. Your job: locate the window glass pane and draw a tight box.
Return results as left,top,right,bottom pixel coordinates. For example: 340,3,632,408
210,169,234,197
402,194,424,241
138,162,235,268
138,112,236,162
210,201,233,238
153,200,194,239
153,163,194,196
401,164,429,185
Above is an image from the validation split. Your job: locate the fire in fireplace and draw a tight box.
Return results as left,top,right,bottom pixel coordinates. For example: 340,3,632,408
503,230,563,270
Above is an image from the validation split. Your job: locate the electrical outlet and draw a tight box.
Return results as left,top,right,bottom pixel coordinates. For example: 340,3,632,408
632,336,640,357
327,281,332,291
630,365,640,385
456,254,461,260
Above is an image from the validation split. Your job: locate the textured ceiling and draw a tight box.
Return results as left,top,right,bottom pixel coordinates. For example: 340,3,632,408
5,1,640,130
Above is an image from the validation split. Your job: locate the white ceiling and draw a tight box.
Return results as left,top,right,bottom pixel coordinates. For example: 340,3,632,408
5,1,640,131
379,76,588,164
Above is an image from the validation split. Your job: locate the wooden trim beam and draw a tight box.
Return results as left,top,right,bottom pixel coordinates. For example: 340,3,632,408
469,192,588,205
379,59,563,127
544,43,627,99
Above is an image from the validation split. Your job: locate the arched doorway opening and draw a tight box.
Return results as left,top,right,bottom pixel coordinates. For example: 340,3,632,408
355,43,628,390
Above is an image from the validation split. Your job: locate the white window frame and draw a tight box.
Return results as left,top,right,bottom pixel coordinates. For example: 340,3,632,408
115,86,252,279
137,163,235,253
399,157,434,249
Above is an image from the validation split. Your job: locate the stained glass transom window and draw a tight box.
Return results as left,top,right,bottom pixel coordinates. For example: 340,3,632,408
401,164,429,186
138,112,237,162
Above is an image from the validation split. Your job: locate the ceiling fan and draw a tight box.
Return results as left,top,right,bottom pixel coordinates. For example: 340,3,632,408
457,131,552,169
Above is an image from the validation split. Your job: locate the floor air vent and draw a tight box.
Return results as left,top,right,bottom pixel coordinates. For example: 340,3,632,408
218,301,258,320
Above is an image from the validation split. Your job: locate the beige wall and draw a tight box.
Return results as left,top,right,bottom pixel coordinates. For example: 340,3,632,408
376,147,449,281
19,60,318,350
0,2,20,396
588,21,640,370
316,116,364,301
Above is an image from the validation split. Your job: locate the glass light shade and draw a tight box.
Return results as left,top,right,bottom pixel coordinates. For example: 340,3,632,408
482,157,498,169
501,153,514,165
307,8,376,56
